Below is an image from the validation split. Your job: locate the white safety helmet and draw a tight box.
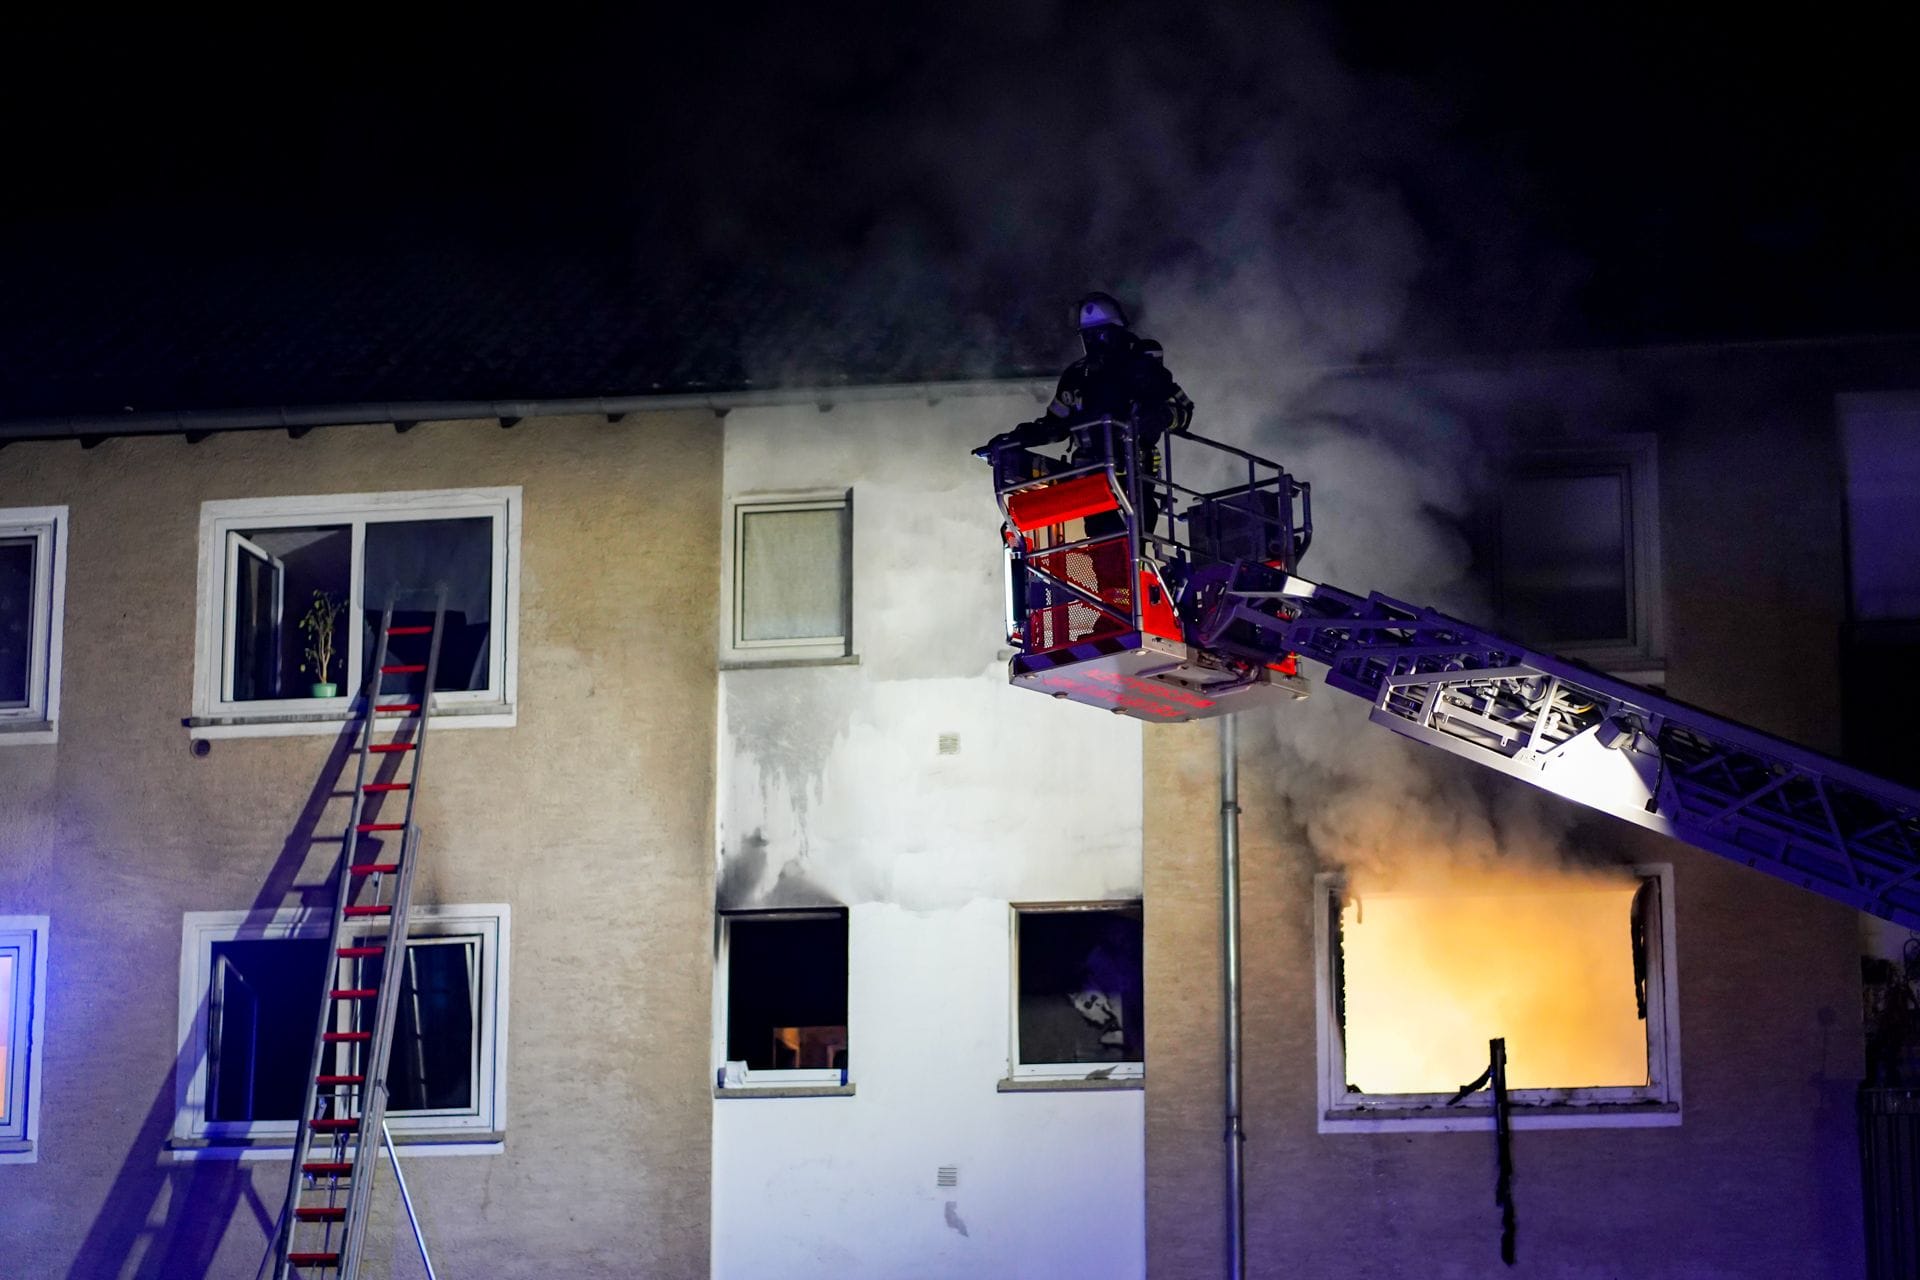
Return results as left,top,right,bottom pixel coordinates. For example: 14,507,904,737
1076,292,1130,332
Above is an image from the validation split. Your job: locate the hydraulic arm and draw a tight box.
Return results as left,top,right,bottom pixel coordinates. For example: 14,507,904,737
979,417,1920,930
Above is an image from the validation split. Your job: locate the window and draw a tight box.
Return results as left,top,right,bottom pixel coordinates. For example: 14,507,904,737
1314,868,1678,1131
725,493,851,662
1839,397,1920,787
0,916,48,1162
174,904,509,1147
191,489,519,736
716,911,848,1089
1011,904,1144,1082
1497,439,1662,670
0,506,67,745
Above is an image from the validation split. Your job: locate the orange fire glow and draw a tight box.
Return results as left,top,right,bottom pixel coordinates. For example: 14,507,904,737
1339,866,1648,1094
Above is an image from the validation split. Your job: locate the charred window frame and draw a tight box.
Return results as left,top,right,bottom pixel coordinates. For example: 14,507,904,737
715,910,850,1092
0,916,49,1162
0,506,67,746
1008,903,1145,1085
1495,438,1663,672
172,904,510,1150
1312,867,1680,1133
723,491,853,665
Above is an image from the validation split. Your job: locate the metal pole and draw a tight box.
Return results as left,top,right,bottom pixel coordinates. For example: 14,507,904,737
382,1121,439,1280
1221,713,1246,1280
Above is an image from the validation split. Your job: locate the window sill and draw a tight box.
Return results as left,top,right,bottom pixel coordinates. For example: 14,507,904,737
184,703,516,740
167,1133,504,1160
0,719,55,746
713,1083,856,1099
997,1074,1143,1093
719,654,860,672
1321,1099,1679,1133
0,1140,38,1165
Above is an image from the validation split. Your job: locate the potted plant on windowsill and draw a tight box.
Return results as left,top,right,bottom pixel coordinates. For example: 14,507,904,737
298,590,345,698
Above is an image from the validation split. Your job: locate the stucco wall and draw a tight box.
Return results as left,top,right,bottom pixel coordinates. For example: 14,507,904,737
713,394,1146,1278
1145,350,1868,1279
0,413,719,1278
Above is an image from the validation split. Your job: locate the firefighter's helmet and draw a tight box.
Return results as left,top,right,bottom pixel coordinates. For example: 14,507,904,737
1076,292,1129,332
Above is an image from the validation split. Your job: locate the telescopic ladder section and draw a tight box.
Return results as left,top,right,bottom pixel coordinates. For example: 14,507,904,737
273,603,445,1279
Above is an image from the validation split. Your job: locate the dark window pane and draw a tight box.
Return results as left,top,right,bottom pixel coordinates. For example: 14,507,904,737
386,941,477,1112
0,538,34,708
1500,471,1632,646
1018,909,1144,1065
363,518,494,695
207,938,329,1123
726,915,848,1070
233,526,351,701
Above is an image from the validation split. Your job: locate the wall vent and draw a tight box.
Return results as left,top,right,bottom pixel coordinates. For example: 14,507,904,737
937,733,961,755
936,1165,959,1188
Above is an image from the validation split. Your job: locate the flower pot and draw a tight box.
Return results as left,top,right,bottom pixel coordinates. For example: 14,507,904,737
311,682,339,698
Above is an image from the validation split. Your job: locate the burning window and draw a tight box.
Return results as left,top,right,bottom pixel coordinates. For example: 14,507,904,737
1011,905,1144,1080
1315,866,1678,1128
719,911,849,1088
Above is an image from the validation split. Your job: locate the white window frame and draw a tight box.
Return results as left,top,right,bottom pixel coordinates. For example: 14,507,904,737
1008,902,1145,1083
0,916,50,1163
1313,867,1679,1133
713,909,850,1091
0,506,68,746
721,490,853,665
190,487,521,739
1501,437,1664,673
172,903,510,1152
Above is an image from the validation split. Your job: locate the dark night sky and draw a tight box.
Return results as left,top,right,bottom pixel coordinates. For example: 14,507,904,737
3,4,1916,413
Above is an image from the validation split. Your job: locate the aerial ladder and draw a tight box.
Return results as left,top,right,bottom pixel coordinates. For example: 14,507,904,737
269,601,445,1279
979,415,1920,931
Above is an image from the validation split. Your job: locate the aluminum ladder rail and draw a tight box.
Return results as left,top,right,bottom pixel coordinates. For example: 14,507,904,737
271,601,446,1278
1210,572,1920,930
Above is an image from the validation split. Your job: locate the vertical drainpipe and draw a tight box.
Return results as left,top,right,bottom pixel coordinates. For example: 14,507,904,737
1220,713,1246,1280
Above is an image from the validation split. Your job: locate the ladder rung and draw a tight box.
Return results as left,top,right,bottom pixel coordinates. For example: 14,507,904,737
310,1117,360,1131
387,625,434,635
368,742,416,753
288,1253,341,1267
363,782,411,792
323,1032,370,1043
380,664,426,674
343,905,391,918
355,822,405,832
374,703,421,715
303,1161,352,1175
337,945,384,957
349,863,401,876
295,1207,347,1222
316,1074,365,1085
330,988,377,999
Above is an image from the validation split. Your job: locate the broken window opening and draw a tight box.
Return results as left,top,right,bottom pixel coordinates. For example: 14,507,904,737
721,911,849,1083
1014,905,1144,1076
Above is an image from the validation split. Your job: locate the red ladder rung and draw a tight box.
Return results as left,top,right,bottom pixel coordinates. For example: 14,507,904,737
362,782,411,792
348,863,401,876
330,988,377,999
368,742,416,753
387,625,434,635
303,1161,352,1175
310,1117,360,1131
295,1207,347,1222
288,1253,341,1267
322,1032,370,1043
374,703,421,715
337,945,384,957
380,664,426,674
343,905,391,918
355,822,405,832
316,1074,365,1085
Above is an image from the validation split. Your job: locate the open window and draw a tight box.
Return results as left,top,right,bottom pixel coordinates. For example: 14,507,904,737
1314,867,1678,1131
191,488,519,736
716,910,848,1090
1497,438,1662,672
0,506,67,745
0,916,48,1162
724,492,852,664
1009,904,1144,1083
174,905,509,1148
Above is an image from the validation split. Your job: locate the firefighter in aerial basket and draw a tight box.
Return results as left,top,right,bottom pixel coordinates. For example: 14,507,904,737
978,291,1193,536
